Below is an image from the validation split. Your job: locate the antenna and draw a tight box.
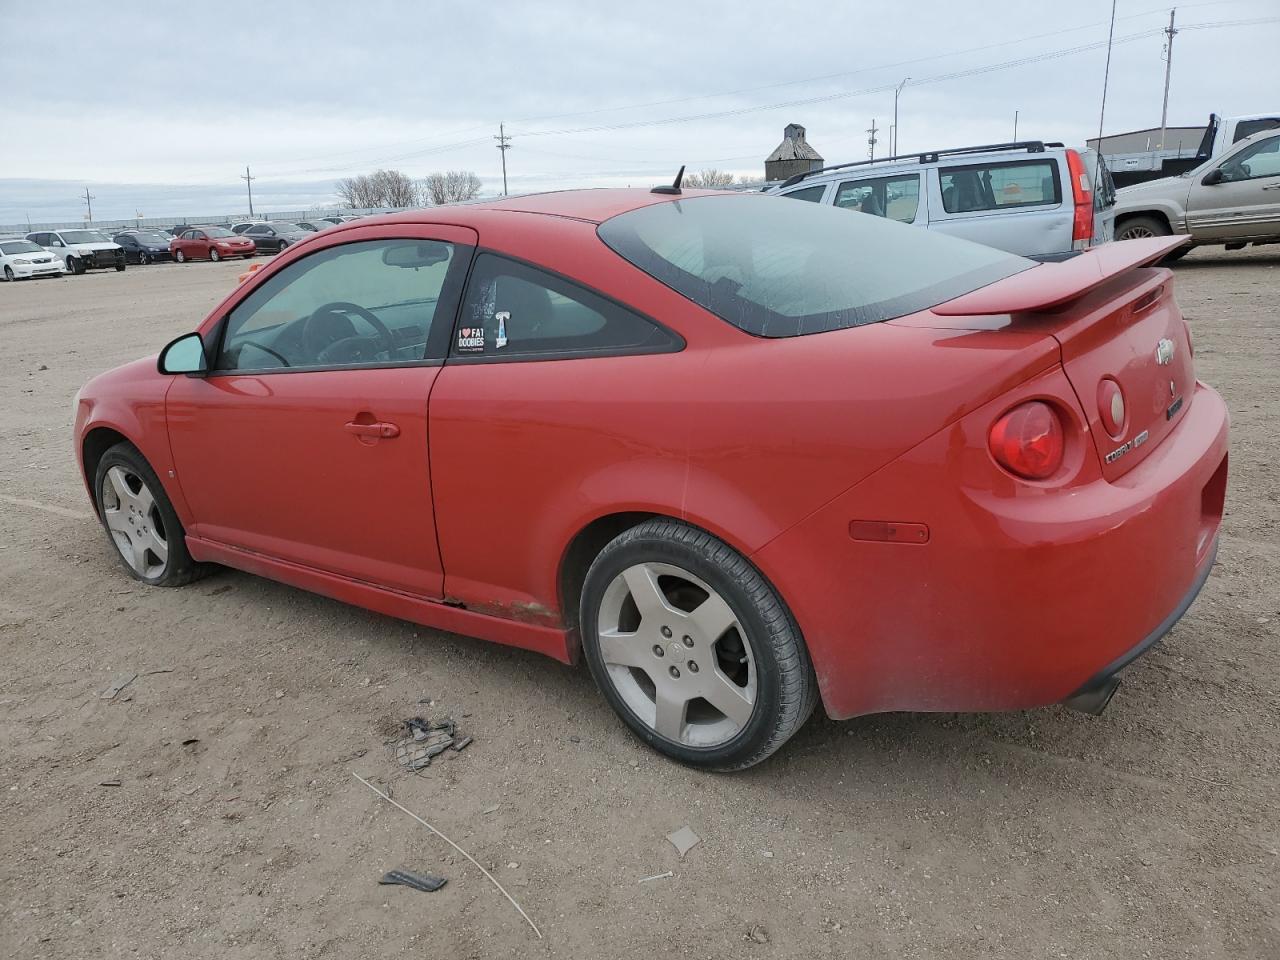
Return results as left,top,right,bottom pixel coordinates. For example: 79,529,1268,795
495,123,512,196
1093,0,1118,196
650,165,685,195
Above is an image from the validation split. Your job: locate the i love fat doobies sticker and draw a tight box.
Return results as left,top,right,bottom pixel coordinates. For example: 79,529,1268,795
456,326,485,353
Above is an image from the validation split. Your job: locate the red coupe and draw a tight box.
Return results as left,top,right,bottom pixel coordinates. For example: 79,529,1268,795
169,226,256,263
73,189,1228,769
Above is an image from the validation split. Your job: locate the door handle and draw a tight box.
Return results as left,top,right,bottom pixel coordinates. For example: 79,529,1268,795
345,420,400,439
1262,184,1280,191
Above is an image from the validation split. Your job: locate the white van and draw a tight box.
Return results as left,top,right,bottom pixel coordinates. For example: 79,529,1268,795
766,141,1116,260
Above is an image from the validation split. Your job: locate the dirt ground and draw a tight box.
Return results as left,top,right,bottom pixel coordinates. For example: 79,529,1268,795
1,245,1277,959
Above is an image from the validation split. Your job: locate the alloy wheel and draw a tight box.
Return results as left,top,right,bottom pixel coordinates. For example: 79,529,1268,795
210,248,221,262
100,465,168,579
1121,224,1156,239
596,562,757,747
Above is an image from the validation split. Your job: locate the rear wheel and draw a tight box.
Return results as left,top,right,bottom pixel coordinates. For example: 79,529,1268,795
580,519,817,770
94,443,205,587
115,263,126,272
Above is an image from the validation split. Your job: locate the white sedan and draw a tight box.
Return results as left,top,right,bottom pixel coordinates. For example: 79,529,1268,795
1,238,67,281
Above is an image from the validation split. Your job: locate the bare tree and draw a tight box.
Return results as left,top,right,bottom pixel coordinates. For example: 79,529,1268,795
683,168,735,189
335,169,421,208
422,170,483,205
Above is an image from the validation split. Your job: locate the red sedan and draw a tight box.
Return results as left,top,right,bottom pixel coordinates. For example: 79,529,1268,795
73,189,1228,769
169,226,256,262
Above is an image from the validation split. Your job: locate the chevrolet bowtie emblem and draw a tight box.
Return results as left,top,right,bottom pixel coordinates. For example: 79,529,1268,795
1155,338,1175,365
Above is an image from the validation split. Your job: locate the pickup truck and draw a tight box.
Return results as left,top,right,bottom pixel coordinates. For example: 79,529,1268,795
1113,127,1280,256
1104,112,1280,188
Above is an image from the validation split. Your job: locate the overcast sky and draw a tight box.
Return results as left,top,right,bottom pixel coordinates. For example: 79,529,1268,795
1,0,1276,224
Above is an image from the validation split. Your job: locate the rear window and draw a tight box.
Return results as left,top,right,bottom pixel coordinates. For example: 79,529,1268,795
1232,118,1280,143
940,159,1061,214
597,194,1032,338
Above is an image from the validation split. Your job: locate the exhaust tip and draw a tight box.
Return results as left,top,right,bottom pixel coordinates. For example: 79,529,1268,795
1062,675,1121,716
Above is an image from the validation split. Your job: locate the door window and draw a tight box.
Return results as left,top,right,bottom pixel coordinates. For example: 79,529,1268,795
834,174,921,223
217,239,463,371
1219,135,1280,182
452,254,679,360
940,159,1061,213
780,184,826,203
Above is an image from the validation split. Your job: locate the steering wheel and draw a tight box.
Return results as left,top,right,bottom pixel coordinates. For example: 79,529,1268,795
302,301,395,365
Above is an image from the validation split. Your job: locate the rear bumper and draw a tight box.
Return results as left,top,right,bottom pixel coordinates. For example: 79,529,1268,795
753,376,1229,720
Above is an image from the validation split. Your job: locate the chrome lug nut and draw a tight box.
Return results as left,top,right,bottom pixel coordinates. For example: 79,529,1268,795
669,666,680,679
687,661,699,673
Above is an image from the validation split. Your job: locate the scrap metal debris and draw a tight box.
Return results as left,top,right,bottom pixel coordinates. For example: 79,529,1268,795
99,673,138,700
638,870,673,883
387,716,470,772
378,868,447,893
666,826,702,858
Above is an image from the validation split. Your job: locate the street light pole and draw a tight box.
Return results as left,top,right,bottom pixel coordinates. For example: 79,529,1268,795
892,77,909,155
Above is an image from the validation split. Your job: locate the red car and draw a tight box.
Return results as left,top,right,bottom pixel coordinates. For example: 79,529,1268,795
169,226,257,263
73,189,1228,769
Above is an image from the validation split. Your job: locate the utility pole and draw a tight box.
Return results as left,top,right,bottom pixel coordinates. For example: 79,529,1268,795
867,118,879,161
1159,8,1178,149
495,123,512,196
1013,110,1019,141
892,78,909,155
82,187,95,223
241,165,256,217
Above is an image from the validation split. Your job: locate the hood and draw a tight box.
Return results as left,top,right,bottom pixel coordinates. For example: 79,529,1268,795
1115,174,1191,204
68,241,122,252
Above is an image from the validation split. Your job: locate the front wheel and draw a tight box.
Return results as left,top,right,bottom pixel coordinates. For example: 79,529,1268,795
115,263,126,272
94,443,205,587
67,256,85,275
1116,215,1172,241
580,519,817,770
174,249,186,263
3,266,13,282
210,248,221,262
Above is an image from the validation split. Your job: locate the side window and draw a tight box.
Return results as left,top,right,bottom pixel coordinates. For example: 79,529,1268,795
49,234,64,247
940,159,1061,214
780,185,826,203
834,174,921,223
247,225,266,235
1220,135,1280,181
217,239,462,372
193,231,207,240
1232,119,1280,144
453,254,679,360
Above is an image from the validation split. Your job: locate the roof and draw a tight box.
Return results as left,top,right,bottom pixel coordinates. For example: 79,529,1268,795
360,188,730,228
766,138,823,163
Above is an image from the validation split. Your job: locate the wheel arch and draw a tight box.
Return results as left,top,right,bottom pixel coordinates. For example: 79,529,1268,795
1115,208,1175,234
81,426,133,515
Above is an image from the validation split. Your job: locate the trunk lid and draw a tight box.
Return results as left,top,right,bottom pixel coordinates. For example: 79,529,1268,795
892,235,1195,480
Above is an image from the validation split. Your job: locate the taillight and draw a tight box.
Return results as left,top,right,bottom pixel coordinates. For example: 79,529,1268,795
1065,149,1094,247
989,401,1065,480
1097,378,1126,439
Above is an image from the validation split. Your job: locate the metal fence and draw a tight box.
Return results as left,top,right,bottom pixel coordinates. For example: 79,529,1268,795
0,206,420,236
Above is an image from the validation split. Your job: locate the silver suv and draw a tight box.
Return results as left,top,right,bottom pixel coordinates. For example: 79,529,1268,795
766,141,1116,259
1113,128,1280,258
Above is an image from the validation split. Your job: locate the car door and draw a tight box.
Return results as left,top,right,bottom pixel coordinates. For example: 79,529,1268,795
1186,133,1280,241
928,156,1066,255
165,227,476,597
831,172,924,227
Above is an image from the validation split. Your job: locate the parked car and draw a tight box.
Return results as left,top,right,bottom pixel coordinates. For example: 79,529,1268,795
230,221,266,234
112,230,173,265
241,221,310,254
1113,127,1280,256
170,226,256,263
72,189,1227,770
0,237,67,281
26,229,126,274
767,141,1116,260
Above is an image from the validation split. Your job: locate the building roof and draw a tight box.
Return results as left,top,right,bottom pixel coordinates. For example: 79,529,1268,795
766,123,823,163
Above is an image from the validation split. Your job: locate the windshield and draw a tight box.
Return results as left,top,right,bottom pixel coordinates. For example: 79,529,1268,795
204,227,236,238
131,232,169,245
1,240,44,255
275,223,305,233
60,230,110,243
598,195,1033,337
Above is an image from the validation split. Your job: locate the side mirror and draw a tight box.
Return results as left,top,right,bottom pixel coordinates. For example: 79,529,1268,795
158,332,208,376
1202,168,1224,186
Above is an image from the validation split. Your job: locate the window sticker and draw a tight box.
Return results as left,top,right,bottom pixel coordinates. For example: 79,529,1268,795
495,311,509,349
457,326,485,353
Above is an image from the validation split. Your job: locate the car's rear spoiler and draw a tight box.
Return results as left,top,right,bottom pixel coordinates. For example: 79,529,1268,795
932,236,1189,316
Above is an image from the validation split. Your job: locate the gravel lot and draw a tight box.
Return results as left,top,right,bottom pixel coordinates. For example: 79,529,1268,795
1,247,1277,959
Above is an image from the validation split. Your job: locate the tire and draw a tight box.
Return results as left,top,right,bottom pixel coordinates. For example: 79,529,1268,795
1116,215,1172,242
93,442,206,587
3,266,13,282
67,256,84,275
210,248,221,262
580,518,817,771
1161,246,1192,264
174,249,186,263
115,263,126,272
277,241,288,253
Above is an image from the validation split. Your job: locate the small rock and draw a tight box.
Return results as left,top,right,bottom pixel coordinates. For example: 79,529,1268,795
746,924,769,944
274,690,285,699
507,862,519,870
762,850,774,859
